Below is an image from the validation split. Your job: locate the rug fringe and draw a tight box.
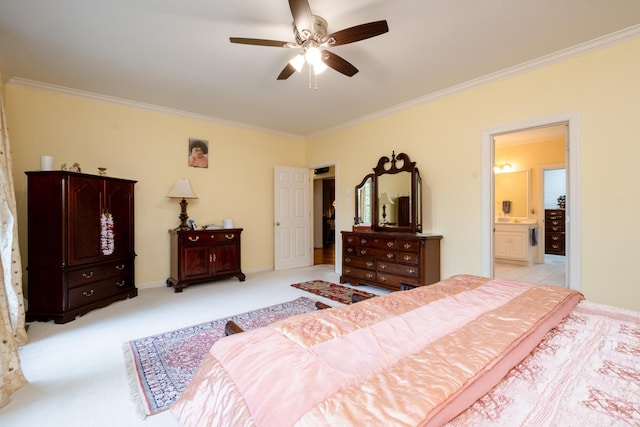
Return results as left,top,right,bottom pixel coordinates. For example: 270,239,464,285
122,342,152,419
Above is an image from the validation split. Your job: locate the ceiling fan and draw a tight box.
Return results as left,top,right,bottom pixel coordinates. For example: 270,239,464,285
230,0,389,80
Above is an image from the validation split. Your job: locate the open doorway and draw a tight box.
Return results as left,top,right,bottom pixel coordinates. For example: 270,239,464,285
312,166,335,266
493,125,567,286
482,111,582,292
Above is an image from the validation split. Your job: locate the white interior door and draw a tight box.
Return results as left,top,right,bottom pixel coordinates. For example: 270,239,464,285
274,166,311,270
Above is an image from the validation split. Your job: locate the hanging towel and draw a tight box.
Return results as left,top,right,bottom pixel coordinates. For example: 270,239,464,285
502,200,511,214
530,227,538,246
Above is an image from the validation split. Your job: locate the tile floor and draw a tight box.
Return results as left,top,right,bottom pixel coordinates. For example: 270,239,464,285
494,254,566,286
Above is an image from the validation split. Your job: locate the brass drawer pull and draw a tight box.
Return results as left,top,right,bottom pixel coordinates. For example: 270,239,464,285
344,257,351,263
82,290,94,297
403,243,412,249
188,236,200,242
366,273,374,279
116,280,126,287
347,248,354,253
386,253,393,259
360,238,367,244
408,268,416,274
115,264,125,271
347,237,354,243
387,242,394,248
404,255,412,261
225,234,235,240
344,268,351,274
380,275,387,281
82,272,94,279
379,263,386,269
366,261,374,267
552,236,559,241
552,244,560,249
361,249,367,255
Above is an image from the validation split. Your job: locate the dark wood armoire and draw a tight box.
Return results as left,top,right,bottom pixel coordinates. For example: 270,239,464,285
25,171,137,323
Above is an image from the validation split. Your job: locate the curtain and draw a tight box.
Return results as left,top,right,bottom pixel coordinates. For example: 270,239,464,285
0,79,28,408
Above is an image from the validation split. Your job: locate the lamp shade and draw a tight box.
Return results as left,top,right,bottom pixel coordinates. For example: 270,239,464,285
379,192,395,205
167,178,198,199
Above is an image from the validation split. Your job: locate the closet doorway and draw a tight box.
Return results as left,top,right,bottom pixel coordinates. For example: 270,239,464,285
312,165,336,267
482,112,582,292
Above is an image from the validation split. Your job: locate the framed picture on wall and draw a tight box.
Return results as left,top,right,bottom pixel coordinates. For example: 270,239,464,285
188,138,209,168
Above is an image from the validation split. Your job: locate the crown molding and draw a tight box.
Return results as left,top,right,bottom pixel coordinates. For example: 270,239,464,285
7,77,304,140
311,24,640,139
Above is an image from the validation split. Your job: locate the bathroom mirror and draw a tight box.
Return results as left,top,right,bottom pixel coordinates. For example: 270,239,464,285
354,151,422,233
495,170,531,219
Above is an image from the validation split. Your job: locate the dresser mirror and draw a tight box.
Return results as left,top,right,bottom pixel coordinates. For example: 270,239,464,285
355,174,374,225
354,152,422,233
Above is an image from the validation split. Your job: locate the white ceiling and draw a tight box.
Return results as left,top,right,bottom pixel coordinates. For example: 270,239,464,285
1,0,639,138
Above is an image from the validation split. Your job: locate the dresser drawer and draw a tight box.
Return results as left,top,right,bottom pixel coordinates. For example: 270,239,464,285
342,266,377,282
545,218,564,232
357,236,396,250
67,260,133,288
68,275,133,309
396,251,420,265
545,233,565,253
378,261,420,278
358,247,395,261
343,255,376,270
376,271,406,289
396,239,420,253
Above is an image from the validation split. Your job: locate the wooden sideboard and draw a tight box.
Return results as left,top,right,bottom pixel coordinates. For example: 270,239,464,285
340,231,442,291
167,229,245,292
25,171,137,323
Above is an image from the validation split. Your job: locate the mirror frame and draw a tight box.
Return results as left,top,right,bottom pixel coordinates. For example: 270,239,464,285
354,174,375,226
353,151,422,233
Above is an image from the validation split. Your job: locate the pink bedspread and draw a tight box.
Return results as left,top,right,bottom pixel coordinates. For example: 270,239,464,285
171,275,584,426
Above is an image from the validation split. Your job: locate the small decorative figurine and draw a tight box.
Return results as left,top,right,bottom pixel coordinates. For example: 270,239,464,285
69,163,82,172
60,163,67,171
98,167,107,176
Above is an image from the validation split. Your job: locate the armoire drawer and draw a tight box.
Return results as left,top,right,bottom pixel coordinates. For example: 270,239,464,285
68,275,133,309
67,260,133,288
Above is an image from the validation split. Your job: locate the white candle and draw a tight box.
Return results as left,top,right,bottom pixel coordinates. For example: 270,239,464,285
40,155,53,171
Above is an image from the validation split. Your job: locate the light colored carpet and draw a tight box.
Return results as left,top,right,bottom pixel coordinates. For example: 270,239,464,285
5,266,385,427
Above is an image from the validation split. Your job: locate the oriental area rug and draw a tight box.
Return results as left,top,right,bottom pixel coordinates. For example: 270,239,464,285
123,297,319,417
291,280,376,304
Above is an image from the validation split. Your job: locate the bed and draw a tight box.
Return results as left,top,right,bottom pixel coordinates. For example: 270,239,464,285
171,275,640,426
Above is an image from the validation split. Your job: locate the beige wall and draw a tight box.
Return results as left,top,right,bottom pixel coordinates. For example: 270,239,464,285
5,38,640,310
307,37,640,311
6,84,305,285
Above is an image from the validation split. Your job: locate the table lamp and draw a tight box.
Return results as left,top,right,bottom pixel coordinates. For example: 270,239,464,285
380,192,394,225
167,178,198,230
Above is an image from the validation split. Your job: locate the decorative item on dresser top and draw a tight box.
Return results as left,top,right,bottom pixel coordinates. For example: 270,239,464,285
166,229,245,292
343,152,442,291
25,171,137,324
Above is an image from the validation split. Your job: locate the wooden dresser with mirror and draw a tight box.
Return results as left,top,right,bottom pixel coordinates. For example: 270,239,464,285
340,152,442,291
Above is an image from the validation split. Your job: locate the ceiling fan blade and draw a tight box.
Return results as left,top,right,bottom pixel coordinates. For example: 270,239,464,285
321,20,389,46
230,37,294,48
288,0,314,35
277,63,297,80
322,50,358,77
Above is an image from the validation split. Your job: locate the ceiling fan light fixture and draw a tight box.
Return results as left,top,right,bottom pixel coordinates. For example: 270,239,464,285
304,45,322,66
289,54,305,72
313,61,327,75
